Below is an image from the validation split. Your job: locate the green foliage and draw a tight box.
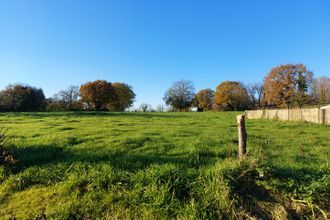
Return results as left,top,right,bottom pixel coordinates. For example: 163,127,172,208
108,83,136,111
0,112,328,219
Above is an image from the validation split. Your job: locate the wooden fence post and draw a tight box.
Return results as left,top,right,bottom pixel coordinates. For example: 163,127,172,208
237,114,247,159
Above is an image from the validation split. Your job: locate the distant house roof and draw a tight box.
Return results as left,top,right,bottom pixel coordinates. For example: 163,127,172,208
320,105,330,109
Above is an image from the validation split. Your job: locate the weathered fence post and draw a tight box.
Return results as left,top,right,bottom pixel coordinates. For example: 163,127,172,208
237,114,247,159
319,109,325,124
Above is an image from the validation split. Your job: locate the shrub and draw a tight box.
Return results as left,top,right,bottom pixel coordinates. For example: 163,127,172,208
0,124,16,166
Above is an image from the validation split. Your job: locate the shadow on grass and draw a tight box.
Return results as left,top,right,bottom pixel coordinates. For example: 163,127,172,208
11,142,229,174
0,111,190,119
8,142,328,219
6,143,231,195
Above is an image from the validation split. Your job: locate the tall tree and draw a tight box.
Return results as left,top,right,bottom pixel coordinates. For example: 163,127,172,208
215,81,251,111
194,89,214,111
247,83,263,108
311,76,330,106
163,80,195,112
263,64,313,108
80,80,114,111
0,84,46,111
108,83,136,111
54,86,81,110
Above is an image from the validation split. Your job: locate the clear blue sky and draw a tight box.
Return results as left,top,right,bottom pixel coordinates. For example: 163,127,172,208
1,0,329,108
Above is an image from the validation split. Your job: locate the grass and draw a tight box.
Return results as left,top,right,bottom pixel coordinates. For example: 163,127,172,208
0,111,328,219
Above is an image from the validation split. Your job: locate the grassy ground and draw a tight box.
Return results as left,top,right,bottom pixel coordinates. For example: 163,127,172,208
0,112,329,219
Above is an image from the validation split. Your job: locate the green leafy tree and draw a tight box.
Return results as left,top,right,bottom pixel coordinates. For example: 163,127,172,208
108,83,136,111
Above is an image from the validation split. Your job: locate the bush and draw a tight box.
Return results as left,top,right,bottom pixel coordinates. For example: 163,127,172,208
0,124,16,166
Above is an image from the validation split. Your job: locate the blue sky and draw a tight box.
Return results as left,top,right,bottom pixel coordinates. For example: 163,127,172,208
0,0,329,108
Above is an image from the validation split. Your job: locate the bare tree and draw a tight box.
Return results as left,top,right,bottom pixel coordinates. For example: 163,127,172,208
140,103,152,112
247,83,263,108
163,79,195,112
54,86,81,110
311,76,330,106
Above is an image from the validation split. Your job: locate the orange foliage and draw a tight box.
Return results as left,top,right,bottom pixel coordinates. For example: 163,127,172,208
194,89,214,111
263,64,313,108
215,81,251,110
80,80,114,111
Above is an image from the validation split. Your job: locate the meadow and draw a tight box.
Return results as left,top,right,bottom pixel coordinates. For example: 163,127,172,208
0,112,328,219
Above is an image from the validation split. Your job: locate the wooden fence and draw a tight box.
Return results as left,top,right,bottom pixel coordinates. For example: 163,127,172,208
245,108,330,125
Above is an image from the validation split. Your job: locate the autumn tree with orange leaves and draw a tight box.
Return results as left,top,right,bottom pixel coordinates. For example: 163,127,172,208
80,80,115,111
263,64,313,108
215,81,251,110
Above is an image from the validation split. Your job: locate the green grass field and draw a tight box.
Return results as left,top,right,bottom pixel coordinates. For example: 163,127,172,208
0,112,329,219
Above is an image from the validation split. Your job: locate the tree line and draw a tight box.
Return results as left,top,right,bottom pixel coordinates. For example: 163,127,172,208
164,64,329,111
0,80,135,112
0,64,329,112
